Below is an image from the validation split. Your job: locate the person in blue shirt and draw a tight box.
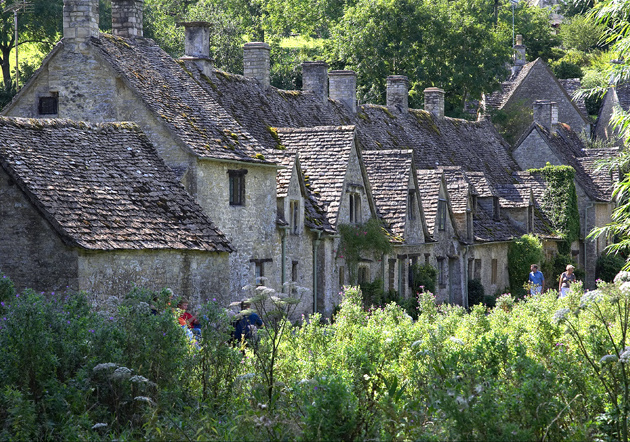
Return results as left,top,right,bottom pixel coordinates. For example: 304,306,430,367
232,300,264,347
528,264,545,295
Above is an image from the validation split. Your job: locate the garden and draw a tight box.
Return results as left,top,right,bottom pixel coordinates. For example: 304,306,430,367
3,270,630,441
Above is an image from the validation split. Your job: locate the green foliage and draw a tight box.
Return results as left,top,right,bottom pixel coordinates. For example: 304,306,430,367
530,164,581,244
507,234,544,296
489,99,533,145
551,59,584,80
467,278,485,306
596,253,626,282
0,271,15,306
559,14,607,52
411,263,437,295
338,218,392,284
541,252,582,288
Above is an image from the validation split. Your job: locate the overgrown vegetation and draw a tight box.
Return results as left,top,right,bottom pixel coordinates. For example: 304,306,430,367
507,234,544,297
337,218,392,284
5,273,630,441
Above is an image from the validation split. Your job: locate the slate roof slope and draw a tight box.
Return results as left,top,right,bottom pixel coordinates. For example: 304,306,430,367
275,126,356,229
362,149,413,238
516,123,611,201
473,209,525,242
465,171,497,198
495,183,532,208
558,78,588,117
440,167,472,213
577,148,619,200
416,169,443,235
91,35,271,165
192,65,519,185
0,117,232,252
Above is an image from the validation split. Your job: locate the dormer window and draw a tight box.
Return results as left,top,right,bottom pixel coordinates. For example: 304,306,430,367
228,169,247,206
290,200,300,234
349,193,361,223
408,190,416,220
437,199,447,231
38,94,58,115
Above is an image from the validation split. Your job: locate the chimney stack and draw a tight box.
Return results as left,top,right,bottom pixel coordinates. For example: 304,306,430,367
533,100,558,134
111,0,144,38
302,61,329,103
386,75,409,114
63,0,99,42
243,42,270,88
513,34,526,75
424,87,445,119
180,22,213,76
329,70,356,113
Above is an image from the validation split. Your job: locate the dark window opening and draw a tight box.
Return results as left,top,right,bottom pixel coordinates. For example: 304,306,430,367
339,266,345,287
491,259,498,284
292,261,298,282
349,193,361,223
290,200,299,234
408,190,416,220
474,259,481,280
228,169,247,206
437,199,447,231
438,258,446,286
38,96,58,115
358,266,369,284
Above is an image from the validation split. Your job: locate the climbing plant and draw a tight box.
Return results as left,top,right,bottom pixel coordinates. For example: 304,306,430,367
529,164,581,245
507,234,544,297
337,218,392,284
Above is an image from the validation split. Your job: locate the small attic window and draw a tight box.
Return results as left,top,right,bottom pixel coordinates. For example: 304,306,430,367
437,199,447,231
408,190,416,220
228,169,247,206
38,94,58,115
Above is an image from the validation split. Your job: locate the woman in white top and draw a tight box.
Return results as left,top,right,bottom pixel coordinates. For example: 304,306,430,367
558,264,577,298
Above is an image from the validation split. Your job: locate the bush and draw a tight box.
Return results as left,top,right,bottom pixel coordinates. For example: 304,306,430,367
595,253,626,282
411,263,437,295
467,278,485,307
508,234,544,297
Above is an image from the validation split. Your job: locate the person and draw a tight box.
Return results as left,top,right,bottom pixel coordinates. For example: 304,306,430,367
232,300,264,346
559,265,577,298
177,300,201,335
528,264,545,295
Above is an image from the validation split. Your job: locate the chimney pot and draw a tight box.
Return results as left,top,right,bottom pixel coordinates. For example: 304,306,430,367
63,0,99,42
302,61,328,103
179,22,213,76
514,34,526,67
533,100,558,134
329,70,356,114
111,0,144,38
424,87,445,119
243,42,271,88
386,75,409,113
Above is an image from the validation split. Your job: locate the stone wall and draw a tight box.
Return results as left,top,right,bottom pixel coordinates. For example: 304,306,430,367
469,242,510,296
0,167,80,292
506,62,589,135
77,249,230,305
512,130,563,170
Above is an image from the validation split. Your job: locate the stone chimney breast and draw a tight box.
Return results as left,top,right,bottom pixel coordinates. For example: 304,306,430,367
302,61,328,103
533,100,558,134
111,0,144,38
63,0,99,41
514,34,526,67
424,87,445,119
243,42,270,88
386,75,409,114
329,70,356,114
181,22,210,59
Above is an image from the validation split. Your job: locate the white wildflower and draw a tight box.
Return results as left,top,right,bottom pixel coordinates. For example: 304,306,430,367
93,363,118,372
449,337,465,346
411,340,423,348
111,366,133,380
620,348,630,364
91,423,108,430
474,384,484,394
384,338,393,344
553,308,570,324
134,396,155,406
236,373,255,381
580,291,602,306
600,354,619,365
129,375,149,383
620,282,630,294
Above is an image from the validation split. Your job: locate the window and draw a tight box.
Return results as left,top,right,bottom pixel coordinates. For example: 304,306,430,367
339,266,345,287
491,259,498,284
349,193,361,223
292,261,298,282
38,95,58,115
251,258,272,285
228,169,247,206
388,259,395,291
408,257,417,288
290,200,300,234
474,259,481,280
468,259,474,280
358,266,369,284
437,199,447,231
408,190,416,220
438,258,446,286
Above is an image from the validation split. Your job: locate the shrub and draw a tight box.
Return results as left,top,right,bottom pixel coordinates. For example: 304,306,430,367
595,253,626,282
411,263,437,295
507,234,544,297
0,271,15,307
467,278,485,306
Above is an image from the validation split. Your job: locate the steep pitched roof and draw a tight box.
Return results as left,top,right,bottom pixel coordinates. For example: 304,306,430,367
473,209,525,242
0,117,232,252
440,167,472,213
188,64,519,185
512,171,564,239
495,183,532,208
577,148,620,201
275,126,357,229
558,78,588,117
90,35,272,165
362,149,414,238
465,171,497,198
416,169,445,235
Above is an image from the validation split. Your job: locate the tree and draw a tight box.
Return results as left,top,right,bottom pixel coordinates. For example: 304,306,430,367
559,14,606,53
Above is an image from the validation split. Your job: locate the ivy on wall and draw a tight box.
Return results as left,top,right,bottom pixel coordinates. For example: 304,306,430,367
529,164,581,244
338,218,392,284
507,234,544,296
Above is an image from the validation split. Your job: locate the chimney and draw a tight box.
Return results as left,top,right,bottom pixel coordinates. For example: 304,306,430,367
424,87,445,119
63,0,99,42
302,61,328,103
180,22,213,76
512,34,526,75
533,100,558,134
111,0,144,38
386,75,409,114
329,70,356,113
243,42,270,88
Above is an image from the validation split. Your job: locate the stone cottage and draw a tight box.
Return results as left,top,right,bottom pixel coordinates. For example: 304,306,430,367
0,117,232,301
595,82,630,144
